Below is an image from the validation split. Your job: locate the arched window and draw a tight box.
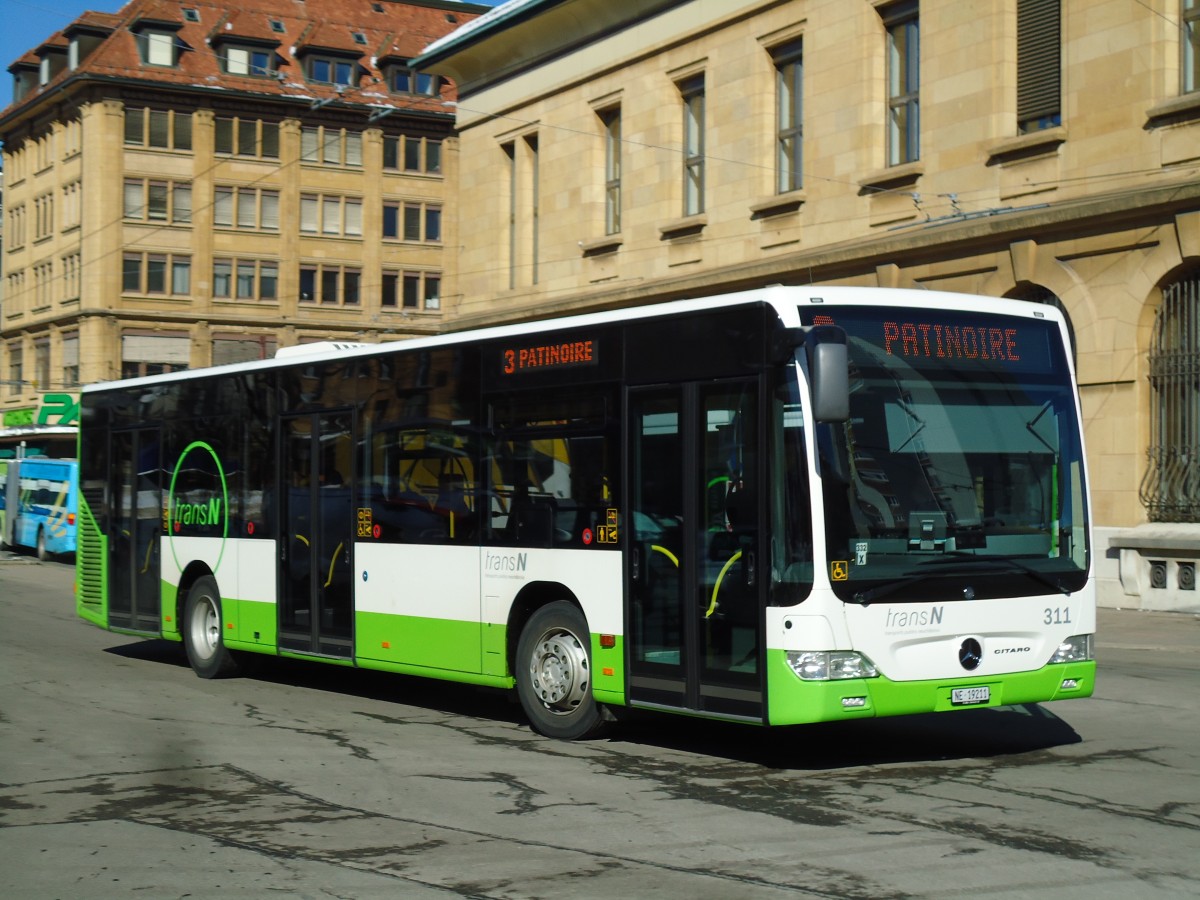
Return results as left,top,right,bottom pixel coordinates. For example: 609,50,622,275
1141,271,1200,522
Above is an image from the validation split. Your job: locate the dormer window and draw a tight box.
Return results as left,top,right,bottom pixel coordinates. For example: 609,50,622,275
183,8,200,23
308,55,356,87
269,19,285,34
221,45,274,77
391,65,441,96
12,63,38,102
65,23,114,72
352,32,367,45
135,28,180,67
37,42,68,85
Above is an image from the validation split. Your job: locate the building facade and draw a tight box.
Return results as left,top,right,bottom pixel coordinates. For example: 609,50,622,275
415,0,1200,610
0,0,483,408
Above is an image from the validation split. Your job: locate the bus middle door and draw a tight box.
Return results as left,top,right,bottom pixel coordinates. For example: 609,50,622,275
279,412,354,658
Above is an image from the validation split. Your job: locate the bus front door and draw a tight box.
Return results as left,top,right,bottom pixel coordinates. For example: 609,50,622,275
109,427,163,632
627,381,763,721
279,412,354,658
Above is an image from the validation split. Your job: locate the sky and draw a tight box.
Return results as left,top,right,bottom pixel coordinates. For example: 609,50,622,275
1,0,504,112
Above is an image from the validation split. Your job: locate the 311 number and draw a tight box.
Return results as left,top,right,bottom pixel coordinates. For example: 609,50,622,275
1044,607,1072,625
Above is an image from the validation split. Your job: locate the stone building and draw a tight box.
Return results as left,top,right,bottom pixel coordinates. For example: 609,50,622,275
0,0,484,404
414,0,1200,610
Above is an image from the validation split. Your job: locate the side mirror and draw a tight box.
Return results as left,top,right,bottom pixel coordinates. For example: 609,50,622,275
807,326,850,423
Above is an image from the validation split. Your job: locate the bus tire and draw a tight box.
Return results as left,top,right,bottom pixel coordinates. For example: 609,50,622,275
36,527,49,562
183,576,240,679
516,601,606,740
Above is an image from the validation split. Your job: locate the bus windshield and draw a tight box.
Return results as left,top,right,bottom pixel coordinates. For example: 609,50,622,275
805,306,1089,604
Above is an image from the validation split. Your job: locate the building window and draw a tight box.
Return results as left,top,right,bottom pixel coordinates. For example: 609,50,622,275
1017,0,1061,132
774,40,803,193
299,264,361,306
301,194,362,237
307,55,356,87
61,253,81,303
214,186,279,231
600,107,621,234
61,181,82,231
213,258,278,302
382,201,441,242
382,270,441,311
33,262,55,309
8,344,24,396
212,336,277,366
7,204,26,249
121,334,189,379
35,341,50,391
300,126,362,166
122,252,191,296
884,1,919,166
679,75,705,216
1144,271,1200,521
124,178,192,224
136,30,178,67
1185,0,1200,93
34,193,54,240
215,117,280,158
391,65,441,96
62,333,80,387
222,45,273,77
124,107,192,150
383,135,442,174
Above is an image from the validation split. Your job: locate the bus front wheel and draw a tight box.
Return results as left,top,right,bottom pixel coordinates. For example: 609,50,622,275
36,528,49,562
183,576,240,679
516,601,606,740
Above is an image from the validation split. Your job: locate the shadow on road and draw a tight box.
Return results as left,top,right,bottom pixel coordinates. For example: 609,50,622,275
103,637,1081,770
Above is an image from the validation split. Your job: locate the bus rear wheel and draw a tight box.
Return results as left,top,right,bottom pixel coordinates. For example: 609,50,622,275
36,528,49,561
183,576,240,679
516,601,606,740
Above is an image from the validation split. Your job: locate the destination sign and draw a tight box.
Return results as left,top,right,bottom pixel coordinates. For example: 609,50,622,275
803,308,1061,374
883,320,1019,362
502,339,596,375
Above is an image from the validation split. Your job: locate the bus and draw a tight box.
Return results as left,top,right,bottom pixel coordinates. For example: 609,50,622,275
1,457,79,560
75,286,1095,739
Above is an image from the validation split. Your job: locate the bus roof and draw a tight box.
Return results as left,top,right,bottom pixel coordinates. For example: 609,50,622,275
81,285,1069,395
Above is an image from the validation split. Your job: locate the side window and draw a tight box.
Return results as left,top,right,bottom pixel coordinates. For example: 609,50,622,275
771,368,814,599
486,389,618,549
359,348,480,544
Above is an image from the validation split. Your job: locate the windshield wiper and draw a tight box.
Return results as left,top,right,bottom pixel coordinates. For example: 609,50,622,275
850,552,1071,606
920,550,1071,596
852,573,939,606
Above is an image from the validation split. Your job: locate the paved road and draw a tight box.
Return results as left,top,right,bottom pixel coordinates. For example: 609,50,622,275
1,555,1198,898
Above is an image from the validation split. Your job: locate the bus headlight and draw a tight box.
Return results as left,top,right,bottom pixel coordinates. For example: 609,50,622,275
1048,634,1093,664
786,650,878,681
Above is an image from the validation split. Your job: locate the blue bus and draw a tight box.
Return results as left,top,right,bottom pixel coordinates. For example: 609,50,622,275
1,458,79,560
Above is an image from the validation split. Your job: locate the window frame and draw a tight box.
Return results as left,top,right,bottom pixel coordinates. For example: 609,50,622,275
773,40,803,194
1017,0,1062,133
883,1,920,166
679,75,706,217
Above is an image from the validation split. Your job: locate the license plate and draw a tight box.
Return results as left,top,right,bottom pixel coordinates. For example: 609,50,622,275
951,686,990,706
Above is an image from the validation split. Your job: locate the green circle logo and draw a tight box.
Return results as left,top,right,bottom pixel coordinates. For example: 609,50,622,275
168,441,229,573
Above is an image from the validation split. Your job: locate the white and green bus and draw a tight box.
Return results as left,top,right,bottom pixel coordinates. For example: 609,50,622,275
76,286,1095,739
